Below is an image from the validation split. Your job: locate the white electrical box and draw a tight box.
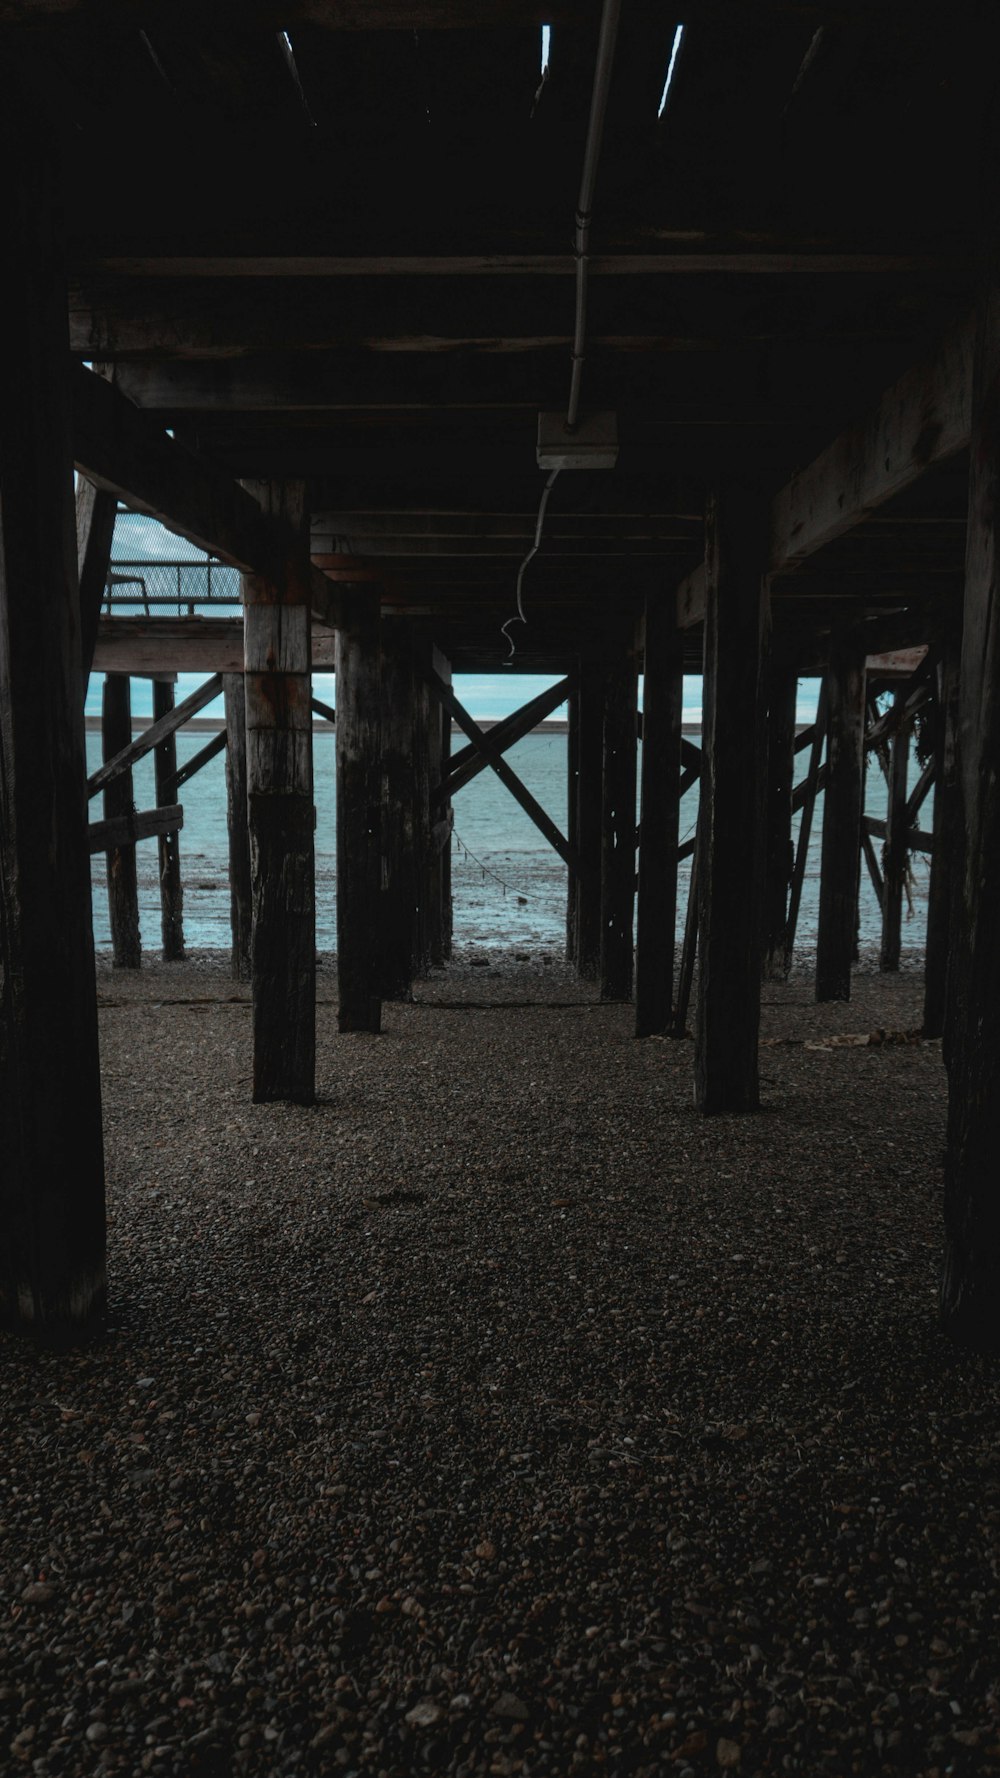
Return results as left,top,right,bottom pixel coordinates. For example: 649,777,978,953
536,410,619,470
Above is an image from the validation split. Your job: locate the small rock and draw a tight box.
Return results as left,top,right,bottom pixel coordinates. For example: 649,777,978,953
20,1583,55,1605
405,1701,442,1728
85,1723,109,1744
491,1693,530,1722
717,1738,741,1770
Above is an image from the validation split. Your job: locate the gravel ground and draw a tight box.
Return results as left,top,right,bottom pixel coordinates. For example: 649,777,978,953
2,948,999,1778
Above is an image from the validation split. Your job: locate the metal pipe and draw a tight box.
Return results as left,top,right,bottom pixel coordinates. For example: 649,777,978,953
567,0,624,429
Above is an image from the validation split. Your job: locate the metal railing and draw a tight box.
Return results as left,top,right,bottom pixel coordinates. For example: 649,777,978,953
104,559,242,616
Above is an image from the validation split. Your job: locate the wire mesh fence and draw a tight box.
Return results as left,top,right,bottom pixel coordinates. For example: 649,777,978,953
107,507,242,614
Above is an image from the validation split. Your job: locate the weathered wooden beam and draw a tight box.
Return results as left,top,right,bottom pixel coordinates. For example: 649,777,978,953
92,616,339,674
566,686,579,965
336,584,382,1033
601,638,639,1003
695,486,768,1113
762,648,798,981
942,276,1000,1349
243,483,315,1099
677,314,974,628
380,627,417,1001
635,596,682,1034
76,474,117,685
102,674,141,968
71,364,339,627
0,116,106,1330
860,825,885,910
816,640,865,1001
87,671,223,797
425,645,452,969
905,756,936,828
88,803,183,854
862,814,934,853
880,694,910,972
923,626,960,1041
164,727,227,796
310,694,336,725
772,313,973,567
223,673,251,983
444,675,572,799
428,669,575,870
671,814,701,1040
152,679,185,961
575,659,604,982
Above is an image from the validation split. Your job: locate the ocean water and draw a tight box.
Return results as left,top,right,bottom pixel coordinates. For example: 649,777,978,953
86,726,928,961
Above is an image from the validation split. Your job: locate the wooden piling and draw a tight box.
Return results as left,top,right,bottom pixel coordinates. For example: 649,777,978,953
762,647,798,980
223,671,252,982
600,635,639,1002
243,482,315,1102
695,483,768,1113
816,639,865,1002
924,626,961,1040
380,628,417,999
635,594,682,1035
574,659,604,981
152,678,185,961
566,685,580,963
0,116,106,1330
336,585,382,1032
427,654,452,968
102,674,141,968
942,278,1000,1349
880,691,909,972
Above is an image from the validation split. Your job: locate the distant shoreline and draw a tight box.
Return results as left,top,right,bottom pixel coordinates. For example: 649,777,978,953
83,717,711,736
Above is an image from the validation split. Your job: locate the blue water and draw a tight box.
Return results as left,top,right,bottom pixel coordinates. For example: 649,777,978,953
86,721,927,960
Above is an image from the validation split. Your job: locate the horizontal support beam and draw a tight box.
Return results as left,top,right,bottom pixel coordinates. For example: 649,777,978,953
863,814,934,854
88,803,183,854
87,673,223,798
92,617,338,674
80,252,947,280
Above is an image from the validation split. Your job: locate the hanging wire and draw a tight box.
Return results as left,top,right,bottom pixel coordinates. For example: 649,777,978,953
452,828,534,902
500,468,561,661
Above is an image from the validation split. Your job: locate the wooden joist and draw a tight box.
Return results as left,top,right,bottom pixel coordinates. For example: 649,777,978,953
163,728,227,797
92,616,338,674
863,813,934,854
88,803,184,855
87,672,223,797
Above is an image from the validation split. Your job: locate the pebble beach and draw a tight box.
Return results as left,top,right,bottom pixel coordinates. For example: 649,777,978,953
2,950,999,1777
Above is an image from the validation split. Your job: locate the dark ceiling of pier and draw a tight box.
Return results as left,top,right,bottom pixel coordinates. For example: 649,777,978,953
6,0,991,668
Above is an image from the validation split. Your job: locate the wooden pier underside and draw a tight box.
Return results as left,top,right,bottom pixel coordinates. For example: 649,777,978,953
2,3,1000,1346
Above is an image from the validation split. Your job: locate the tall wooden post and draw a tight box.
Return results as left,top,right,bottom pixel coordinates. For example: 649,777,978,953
695,484,768,1114
600,632,639,1001
0,116,106,1330
575,658,604,981
880,693,909,973
635,594,683,1035
336,585,382,1032
428,652,452,968
411,658,436,978
223,671,252,982
102,673,141,968
924,626,961,1041
243,482,315,1103
152,678,185,961
380,627,416,1000
942,277,1000,1349
816,638,865,1002
566,687,580,963
762,646,798,980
